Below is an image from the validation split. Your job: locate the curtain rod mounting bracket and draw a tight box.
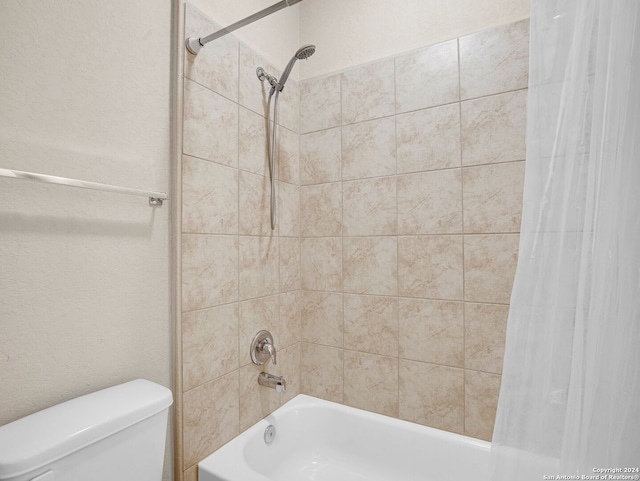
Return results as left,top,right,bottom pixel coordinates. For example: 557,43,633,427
185,37,203,55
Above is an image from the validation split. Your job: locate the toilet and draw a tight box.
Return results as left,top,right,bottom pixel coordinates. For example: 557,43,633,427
0,379,173,481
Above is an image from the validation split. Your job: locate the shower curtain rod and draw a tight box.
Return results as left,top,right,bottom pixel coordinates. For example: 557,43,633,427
186,0,303,55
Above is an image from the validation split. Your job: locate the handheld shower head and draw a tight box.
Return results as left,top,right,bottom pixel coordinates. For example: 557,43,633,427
277,44,316,91
258,43,316,231
295,44,316,60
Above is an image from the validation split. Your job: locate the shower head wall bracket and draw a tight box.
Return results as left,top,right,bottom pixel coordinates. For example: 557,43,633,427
256,67,281,94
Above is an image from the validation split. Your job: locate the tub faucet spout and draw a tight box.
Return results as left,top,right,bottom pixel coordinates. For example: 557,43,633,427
258,372,286,393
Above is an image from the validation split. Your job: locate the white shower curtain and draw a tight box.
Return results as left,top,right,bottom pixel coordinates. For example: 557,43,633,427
490,0,640,479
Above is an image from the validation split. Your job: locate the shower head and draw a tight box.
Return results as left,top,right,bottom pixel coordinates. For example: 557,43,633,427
277,44,316,91
295,44,316,60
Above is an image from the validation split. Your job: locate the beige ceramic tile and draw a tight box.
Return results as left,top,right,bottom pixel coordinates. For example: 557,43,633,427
398,236,463,300
182,155,238,235
239,170,270,236
463,161,525,234
465,303,509,374
279,237,300,292
396,103,462,174
300,74,342,133
239,236,279,300
277,78,300,134
278,126,300,185
280,343,301,403
397,169,462,235
300,342,344,403
238,44,273,117
344,351,399,417
300,237,342,291
342,117,396,180
301,290,343,347
239,295,280,366
344,295,398,357
399,360,464,434
182,371,239,469
395,39,459,113
238,362,270,433
464,234,519,304
342,59,395,124
279,291,301,348
184,4,238,102
343,237,398,296
460,19,529,100
183,79,238,167
182,303,240,392
461,90,527,166
182,234,238,312
399,299,464,367
300,183,342,237
465,370,502,441
238,106,268,175
300,128,342,185
277,181,300,238
343,177,397,236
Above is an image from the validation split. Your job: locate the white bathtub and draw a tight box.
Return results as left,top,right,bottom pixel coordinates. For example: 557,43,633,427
199,394,490,481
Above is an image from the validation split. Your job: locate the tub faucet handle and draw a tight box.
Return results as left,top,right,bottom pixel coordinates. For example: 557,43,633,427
263,341,277,365
250,330,278,366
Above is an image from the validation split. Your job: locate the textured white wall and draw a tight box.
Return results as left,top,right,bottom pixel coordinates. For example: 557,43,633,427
0,0,173,475
300,0,530,78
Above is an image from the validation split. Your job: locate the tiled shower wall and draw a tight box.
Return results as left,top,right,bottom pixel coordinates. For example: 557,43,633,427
298,19,528,441
177,2,527,478
177,4,301,480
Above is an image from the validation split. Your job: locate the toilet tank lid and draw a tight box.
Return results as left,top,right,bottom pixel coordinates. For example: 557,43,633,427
0,379,173,480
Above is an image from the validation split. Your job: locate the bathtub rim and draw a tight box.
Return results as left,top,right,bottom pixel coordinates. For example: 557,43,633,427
198,393,491,481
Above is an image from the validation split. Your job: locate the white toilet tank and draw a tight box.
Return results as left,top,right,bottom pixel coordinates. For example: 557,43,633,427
0,379,173,481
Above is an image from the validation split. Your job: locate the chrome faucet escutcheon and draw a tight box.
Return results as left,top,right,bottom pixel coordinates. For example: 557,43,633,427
250,330,277,365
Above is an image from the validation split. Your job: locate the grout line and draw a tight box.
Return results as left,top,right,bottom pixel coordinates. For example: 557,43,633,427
297,88,528,138
235,40,242,367
184,76,239,106
339,71,346,406
393,55,401,409
457,36,468,436
460,86,529,104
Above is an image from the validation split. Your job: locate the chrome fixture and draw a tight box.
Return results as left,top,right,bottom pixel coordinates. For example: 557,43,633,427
186,0,304,55
0,167,167,206
256,67,279,91
257,44,316,230
277,44,316,91
258,372,286,393
258,45,316,94
250,330,277,365
264,424,276,444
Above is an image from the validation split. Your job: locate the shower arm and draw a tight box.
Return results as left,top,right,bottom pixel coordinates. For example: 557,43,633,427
186,0,303,55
